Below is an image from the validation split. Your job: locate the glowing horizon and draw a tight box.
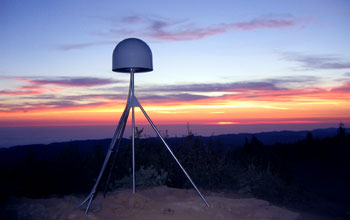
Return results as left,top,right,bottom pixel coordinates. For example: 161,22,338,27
0,78,349,127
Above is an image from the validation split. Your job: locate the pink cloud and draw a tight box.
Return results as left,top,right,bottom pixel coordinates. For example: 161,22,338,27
0,76,121,99
149,26,228,41
1,76,349,113
330,81,350,93
231,18,295,30
57,41,115,51
282,52,350,70
17,77,119,87
129,15,304,42
60,14,307,50
0,83,45,96
0,90,44,96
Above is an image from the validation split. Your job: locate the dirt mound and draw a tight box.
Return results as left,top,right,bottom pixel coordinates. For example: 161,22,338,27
1,186,299,220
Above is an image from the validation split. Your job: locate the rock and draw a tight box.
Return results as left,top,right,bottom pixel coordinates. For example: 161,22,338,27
161,208,175,215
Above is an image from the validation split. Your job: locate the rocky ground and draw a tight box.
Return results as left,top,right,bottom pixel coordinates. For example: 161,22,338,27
0,186,328,220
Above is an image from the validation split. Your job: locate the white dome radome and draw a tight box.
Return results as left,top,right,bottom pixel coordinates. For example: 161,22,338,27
112,38,153,73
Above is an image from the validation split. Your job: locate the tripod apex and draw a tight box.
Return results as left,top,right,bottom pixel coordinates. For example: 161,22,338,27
113,38,153,73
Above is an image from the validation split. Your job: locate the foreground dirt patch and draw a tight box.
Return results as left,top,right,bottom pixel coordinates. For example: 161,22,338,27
1,186,299,220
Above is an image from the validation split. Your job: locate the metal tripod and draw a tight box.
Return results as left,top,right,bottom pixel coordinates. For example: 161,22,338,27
78,69,209,214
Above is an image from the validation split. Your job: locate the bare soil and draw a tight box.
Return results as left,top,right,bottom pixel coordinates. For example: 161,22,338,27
1,186,303,220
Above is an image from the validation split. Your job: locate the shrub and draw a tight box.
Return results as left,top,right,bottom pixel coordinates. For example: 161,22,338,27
111,165,168,190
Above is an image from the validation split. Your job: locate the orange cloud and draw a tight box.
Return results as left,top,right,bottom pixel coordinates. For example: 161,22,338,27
0,78,349,127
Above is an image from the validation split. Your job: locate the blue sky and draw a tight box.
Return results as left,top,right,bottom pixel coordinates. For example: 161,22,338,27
2,0,349,80
0,0,349,129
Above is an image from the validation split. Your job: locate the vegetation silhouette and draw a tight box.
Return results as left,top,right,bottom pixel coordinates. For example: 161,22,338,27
0,124,349,218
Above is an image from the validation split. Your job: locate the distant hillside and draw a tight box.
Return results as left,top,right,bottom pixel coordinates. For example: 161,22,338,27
211,127,349,148
0,127,346,165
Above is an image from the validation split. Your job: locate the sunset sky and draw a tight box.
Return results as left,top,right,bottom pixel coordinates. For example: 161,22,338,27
1,0,349,131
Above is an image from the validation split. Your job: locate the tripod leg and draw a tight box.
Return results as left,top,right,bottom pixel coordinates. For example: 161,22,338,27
132,106,136,193
103,106,130,197
77,104,131,213
137,102,210,207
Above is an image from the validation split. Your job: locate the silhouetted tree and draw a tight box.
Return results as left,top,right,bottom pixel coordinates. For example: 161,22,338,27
135,127,144,139
337,123,346,138
306,132,313,142
251,135,263,147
